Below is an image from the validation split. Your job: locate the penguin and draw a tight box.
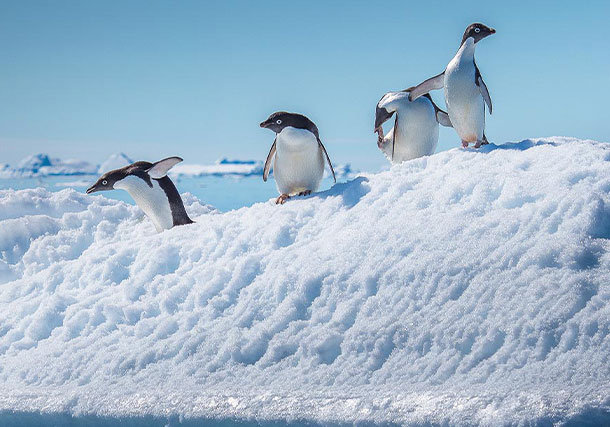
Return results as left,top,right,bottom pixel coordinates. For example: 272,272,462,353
86,156,193,232
375,89,452,163
409,23,495,148
260,112,336,204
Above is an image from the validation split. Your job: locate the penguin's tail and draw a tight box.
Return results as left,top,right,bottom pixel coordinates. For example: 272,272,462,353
177,216,195,226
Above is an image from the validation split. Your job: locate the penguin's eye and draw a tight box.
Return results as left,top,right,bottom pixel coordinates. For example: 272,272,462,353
276,119,282,125
102,180,108,185
474,28,481,33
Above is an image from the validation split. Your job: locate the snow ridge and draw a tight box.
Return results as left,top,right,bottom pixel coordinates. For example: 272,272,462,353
0,138,609,425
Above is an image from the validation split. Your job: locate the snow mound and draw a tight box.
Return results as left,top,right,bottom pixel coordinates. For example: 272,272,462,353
98,153,134,174
1,137,610,425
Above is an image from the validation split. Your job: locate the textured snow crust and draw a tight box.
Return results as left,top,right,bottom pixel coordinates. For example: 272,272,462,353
1,138,610,425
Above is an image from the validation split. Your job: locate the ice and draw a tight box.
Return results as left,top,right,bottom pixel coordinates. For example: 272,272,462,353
11,154,97,177
98,153,134,174
170,158,354,180
17,153,53,171
0,137,609,425
170,158,264,177
1,154,355,186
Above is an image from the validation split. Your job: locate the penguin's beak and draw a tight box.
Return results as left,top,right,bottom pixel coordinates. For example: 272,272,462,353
260,121,269,128
490,27,496,34
374,106,394,132
86,184,101,194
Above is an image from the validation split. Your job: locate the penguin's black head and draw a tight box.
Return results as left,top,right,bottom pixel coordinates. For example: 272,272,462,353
86,168,130,194
461,23,495,45
374,105,395,132
86,158,183,194
259,111,320,138
86,161,154,194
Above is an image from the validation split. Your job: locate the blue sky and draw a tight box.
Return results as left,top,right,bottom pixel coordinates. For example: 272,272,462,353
1,0,609,171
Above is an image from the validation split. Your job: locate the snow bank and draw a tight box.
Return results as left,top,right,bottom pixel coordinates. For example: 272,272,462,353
0,137,609,425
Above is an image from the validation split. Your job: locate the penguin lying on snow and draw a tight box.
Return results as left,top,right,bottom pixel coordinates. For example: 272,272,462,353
375,89,452,164
86,157,193,232
260,112,336,204
409,23,495,148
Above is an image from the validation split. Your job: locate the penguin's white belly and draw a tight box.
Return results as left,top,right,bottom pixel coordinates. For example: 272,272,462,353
445,63,485,143
273,127,325,196
388,99,439,163
114,175,173,232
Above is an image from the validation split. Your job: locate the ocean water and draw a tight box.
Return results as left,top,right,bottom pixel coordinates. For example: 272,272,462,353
0,175,341,212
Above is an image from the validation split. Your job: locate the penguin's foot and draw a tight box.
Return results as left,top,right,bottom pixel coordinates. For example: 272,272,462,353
276,194,290,205
297,190,312,197
474,140,483,149
462,141,469,148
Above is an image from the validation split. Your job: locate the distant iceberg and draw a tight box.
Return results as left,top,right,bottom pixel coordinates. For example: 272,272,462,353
17,153,53,171
171,158,355,179
1,153,356,180
0,163,11,177
170,158,264,177
1,153,98,177
0,153,140,178
97,153,133,174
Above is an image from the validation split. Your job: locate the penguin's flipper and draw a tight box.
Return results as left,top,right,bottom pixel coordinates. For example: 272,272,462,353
475,64,492,114
435,110,453,128
263,138,276,182
391,114,398,161
147,156,183,179
424,94,453,128
408,72,445,102
317,138,336,184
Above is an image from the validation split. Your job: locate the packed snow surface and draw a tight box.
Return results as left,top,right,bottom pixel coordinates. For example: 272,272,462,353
1,137,610,425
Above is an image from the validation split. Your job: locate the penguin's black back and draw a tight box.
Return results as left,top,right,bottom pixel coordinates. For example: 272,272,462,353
155,176,194,226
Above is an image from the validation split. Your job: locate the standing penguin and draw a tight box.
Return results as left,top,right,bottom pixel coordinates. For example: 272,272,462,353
260,112,336,204
375,89,452,163
86,157,193,232
409,23,495,148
